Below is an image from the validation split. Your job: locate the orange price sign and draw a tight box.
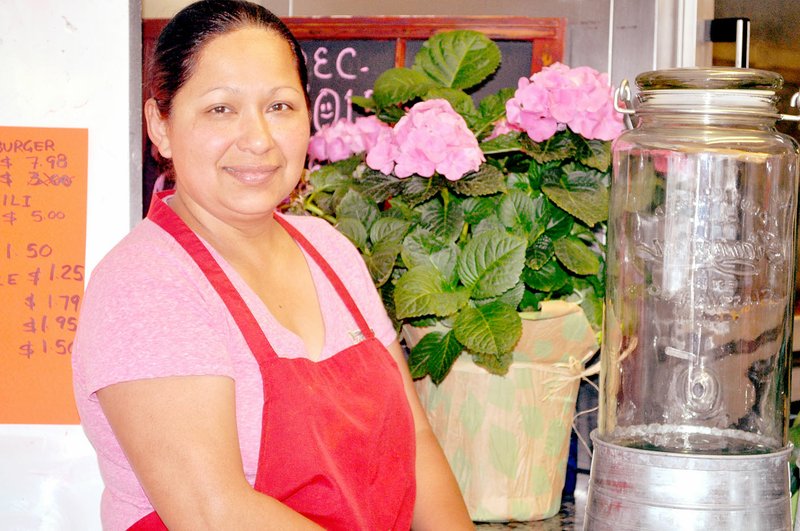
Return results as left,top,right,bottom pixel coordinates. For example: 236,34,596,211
0,126,88,424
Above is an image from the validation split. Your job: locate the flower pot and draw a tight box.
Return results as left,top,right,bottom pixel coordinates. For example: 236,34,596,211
403,301,598,522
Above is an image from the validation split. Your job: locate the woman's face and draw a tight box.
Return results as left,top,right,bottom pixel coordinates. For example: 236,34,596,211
149,27,310,226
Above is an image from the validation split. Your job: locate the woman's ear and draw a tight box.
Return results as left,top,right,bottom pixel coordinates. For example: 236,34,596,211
144,98,172,160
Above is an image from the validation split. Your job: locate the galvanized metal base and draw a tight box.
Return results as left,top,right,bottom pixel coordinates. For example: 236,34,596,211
584,430,793,531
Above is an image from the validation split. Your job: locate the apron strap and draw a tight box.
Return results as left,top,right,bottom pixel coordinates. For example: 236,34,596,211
273,213,374,339
147,190,275,364
146,190,374,354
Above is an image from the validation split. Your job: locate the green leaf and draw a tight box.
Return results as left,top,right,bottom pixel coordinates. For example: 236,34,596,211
447,164,506,197
305,165,356,218
394,265,471,319
412,30,501,90
408,330,464,383
476,280,525,310
575,135,612,172
472,214,505,236
585,258,605,298
418,198,465,244
379,282,399,330
370,217,411,245
522,259,569,292
377,106,407,124
308,157,360,186
335,218,368,250
480,131,525,155
401,228,443,265
364,239,402,287
401,229,459,281
500,281,526,309
568,278,604,331
335,189,380,231
470,350,514,376
506,169,542,192
398,175,444,206
357,168,407,204
544,203,574,239
384,197,421,223
498,189,546,240
519,289,546,313
372,67,436,107
554,236,601,275
457,230,527,299
424,87,477,118
526,234,554,270
478,87,514,120
453,301,522,355
521,130,577,164
473,87,515,137
350,95,375,112
541,163,609,227
461,196,498,224
400,229,437,265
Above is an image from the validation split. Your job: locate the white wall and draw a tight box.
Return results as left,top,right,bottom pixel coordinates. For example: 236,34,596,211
0,1,139,529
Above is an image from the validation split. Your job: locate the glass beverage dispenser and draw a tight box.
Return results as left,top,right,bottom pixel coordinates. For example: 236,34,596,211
585,68,800,530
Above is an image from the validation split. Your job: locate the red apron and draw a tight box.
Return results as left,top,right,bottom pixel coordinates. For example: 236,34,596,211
128,191,416,530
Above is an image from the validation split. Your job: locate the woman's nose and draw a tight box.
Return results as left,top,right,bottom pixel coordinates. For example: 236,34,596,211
237,112,274,154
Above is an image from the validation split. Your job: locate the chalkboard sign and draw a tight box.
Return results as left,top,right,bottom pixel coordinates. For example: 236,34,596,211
141,16,566,213
300,39,396,131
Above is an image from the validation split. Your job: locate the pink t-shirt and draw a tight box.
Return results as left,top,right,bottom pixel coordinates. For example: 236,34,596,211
72,212,396,530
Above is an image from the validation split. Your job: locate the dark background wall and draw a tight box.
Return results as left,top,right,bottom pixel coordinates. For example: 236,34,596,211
714,0,800,142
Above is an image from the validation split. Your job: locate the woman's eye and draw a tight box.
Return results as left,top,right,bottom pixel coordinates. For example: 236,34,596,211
269,102,292,112
209,105,229,114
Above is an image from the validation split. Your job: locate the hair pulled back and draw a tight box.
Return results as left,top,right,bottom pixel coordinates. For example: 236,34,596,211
147,0,308,118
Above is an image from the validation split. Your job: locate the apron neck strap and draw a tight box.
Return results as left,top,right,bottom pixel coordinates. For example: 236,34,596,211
147,190,276,363
147,191,375,354
273,213,373,339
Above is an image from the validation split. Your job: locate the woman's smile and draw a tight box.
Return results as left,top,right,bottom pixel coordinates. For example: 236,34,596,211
223,163,280,185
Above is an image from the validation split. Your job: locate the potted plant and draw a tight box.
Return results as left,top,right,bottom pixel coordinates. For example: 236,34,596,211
292,30,621,380
285,29,624,520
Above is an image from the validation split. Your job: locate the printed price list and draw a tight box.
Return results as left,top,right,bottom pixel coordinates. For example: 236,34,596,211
0,126,87,424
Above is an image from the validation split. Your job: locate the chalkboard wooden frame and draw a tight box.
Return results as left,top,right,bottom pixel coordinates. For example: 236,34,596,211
282,16,565,74
143,16,565,75
141,16,566,214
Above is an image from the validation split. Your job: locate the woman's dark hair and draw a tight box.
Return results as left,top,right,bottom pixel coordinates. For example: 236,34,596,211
147,0,309,117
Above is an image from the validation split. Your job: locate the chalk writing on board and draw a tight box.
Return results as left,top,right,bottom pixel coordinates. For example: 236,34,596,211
300,40,395,131
0,126,87,424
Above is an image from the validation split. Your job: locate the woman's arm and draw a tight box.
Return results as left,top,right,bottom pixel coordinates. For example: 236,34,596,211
385,340,474,530
98,375,323,531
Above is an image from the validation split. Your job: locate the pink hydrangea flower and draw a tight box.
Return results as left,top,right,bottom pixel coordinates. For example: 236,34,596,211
485,118,523,140
366,99,484,181
352,115,387,149
308,116,391,165
505,78,559,142
365,126,398,175
504,62,624,142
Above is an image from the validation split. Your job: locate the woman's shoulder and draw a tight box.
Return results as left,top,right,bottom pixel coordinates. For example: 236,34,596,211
86,218,204,294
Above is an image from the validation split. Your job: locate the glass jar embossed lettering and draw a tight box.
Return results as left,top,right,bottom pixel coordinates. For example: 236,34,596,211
601,68,800,455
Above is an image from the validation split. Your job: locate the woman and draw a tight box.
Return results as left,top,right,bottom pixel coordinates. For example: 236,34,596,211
72,1,473,529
